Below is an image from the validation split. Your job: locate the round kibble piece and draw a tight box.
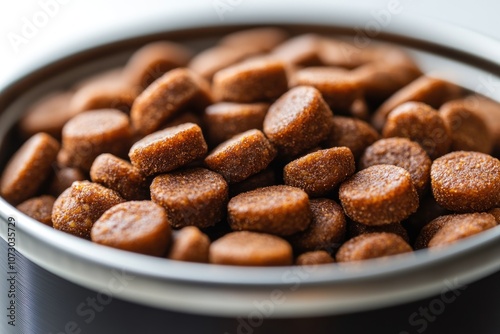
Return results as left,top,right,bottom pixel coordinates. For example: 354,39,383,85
90,153,148,200
52,181,124,239
60,109,132,171
324,116,379,159
204,129,276,183
49,167,86,197
382,102,451,159
318,38,373,69
167,226,211,263
271,34,322,67
213,58,288,103
414,215,450,250
263,86,334,157
91,201,171,256
129,123,207,176
209,231,293,266
428,213,497,248
203,102,269,145
284,147,355,197
220,27,288,53
288,199,346,252
1,133,60,205
228,185,311,236
151,168,228,228
348,220,409,243
339,165,419,225
431,151,500,212
336,232,412,262
16,195,56,226
360,138,431,196
296,250,335,265
488,208,500,225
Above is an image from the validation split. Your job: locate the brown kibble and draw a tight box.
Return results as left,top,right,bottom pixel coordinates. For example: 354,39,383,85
123,41,192,90
48,167,86,197
431,151,500,212
205,130,276,183
203,102,269,145
382,102,451,159
488,208,500,225
129,123,207,176
52,181,124,239
209,231,293,266
229,169,276,197
16,195,56,226
91,201,171,256
19,91,76,138
336,232,412,262
350,97,370,121
167,226,210,263
440,100,493,154
348,220,409,243
339,165,419,225
90,153,148,200
219,27,289,53
414,215,450,250
228,185,311,236
296,251,335,265
131,68,212,135
403,194,450,243
271,34,322,66
60,109,132,171
213,57,288,103
151,168,228,229
284,147,355,197
1,133,60,205
318,38,372,69
372,76,463,131
324,116,379,159
263,86,334,157
162,111,202,129
427,213,497,248
288,198,346,252
360,138,431,196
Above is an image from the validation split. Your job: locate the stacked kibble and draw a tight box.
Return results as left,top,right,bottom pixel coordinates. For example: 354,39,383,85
2,27,500,266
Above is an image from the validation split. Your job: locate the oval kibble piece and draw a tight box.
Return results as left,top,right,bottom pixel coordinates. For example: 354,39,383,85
414,215,450,250
209,231,293,266
283,147,355,197
52,181,124,239
131,68,212,135
318,38,372,69
271,34,322,67
324,116,379,160
203,102,269,146
431,151,500,212
151,168,228,229
48,167,86,197
360,138,431,196
339,165,419,225
288,198,346,253
382,102,451,159
1,133,60,205
347,220,409,243
129,123,207,176
90,153,148,200
60,109,132,171
427,213,497,248
439,100,493,154
213,57,288,103
336,232,412,262
228,185,311,236
263,86,334,157
167,226,211,263
16,195,56,226
296,250,335,265
219,27,289,53
204,129,276,183
91,201,171,256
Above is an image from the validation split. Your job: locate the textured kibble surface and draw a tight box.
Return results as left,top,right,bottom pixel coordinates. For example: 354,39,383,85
336,232,412,262
49,167,86,197
204,129,276,183
167,226,211,263
431,151,500,212
288,198,346,252
1,133,60,205
271,34,322,67
209,231,293,266
129,123,207,176
263,86,334,157
91,201,171,256
228,185,311,236
348,220,409,243
16,195,56,226
296,250,335,265
52,181,124,239
284,147,355,197
360,138,431,196
414,215,450,250
151,168,228,228
489,208,500,225
339,165,419,225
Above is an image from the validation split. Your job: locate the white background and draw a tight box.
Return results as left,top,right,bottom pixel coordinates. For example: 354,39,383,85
0,0,499,89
